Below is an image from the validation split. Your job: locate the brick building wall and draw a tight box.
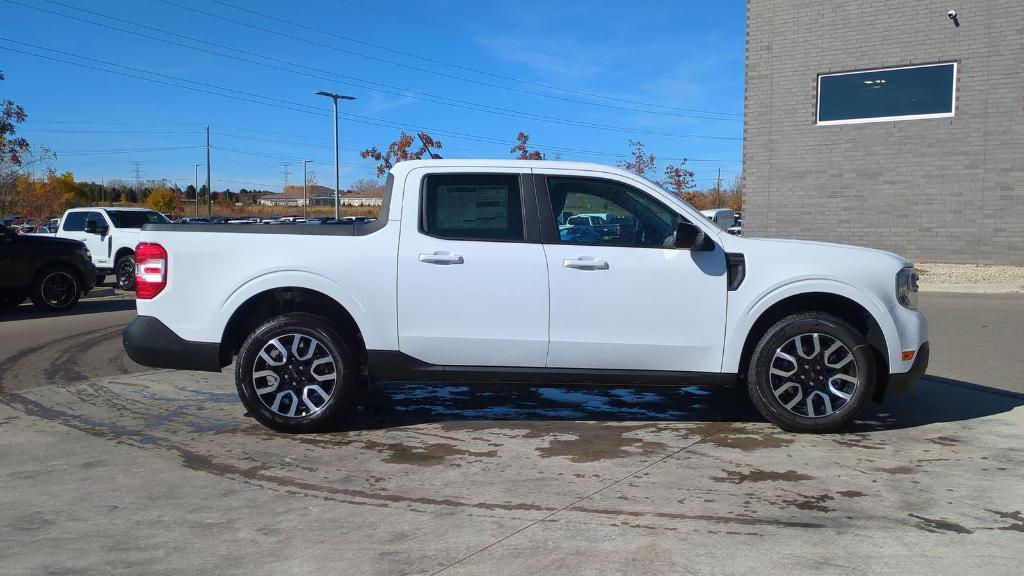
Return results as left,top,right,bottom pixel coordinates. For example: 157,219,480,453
744,1,1024,264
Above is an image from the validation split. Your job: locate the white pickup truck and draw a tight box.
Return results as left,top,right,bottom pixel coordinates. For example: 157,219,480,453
123,160,928,434
56,207,170,290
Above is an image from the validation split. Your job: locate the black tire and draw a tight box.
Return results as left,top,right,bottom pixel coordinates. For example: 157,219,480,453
235,313,358,433
95,274,107,286
114,253,135,291
29,266,82,312
747,312,876,433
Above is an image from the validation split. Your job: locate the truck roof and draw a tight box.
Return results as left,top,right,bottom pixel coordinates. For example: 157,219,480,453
64,207,154,213
389,159,648,179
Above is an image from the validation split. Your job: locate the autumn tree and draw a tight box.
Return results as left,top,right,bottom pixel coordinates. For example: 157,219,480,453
510,131,544,160
146,186,176,213
619,140,656,178
17,169,75,220
0,69,31,214
360,131,443,178
660,161,696,200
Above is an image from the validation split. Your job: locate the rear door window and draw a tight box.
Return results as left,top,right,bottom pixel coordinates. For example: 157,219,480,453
61,212,87,232
421,174,524,241
106,210,168,228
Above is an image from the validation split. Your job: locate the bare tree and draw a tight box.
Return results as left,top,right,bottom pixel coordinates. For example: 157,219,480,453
619,140,656,178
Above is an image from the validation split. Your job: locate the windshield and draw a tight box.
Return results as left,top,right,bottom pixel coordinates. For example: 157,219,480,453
106,210,169,228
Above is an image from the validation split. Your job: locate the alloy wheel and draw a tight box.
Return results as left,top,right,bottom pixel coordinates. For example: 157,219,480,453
116,259,135,291
251,333,338,418
768,332,859,418
40,271,77,308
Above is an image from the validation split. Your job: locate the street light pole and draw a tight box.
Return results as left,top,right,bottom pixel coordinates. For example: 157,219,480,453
314,91,356,220
192,163,201,219
206,126,212,219
302,159,312,220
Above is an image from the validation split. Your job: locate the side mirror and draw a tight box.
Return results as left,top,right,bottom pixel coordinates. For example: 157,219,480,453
84,220,98,234
674,221,716,251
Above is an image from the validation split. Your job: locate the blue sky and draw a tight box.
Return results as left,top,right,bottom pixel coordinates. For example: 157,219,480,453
1,0,745,192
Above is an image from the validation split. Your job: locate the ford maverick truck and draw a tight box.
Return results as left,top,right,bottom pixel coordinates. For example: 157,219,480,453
123,160,928,433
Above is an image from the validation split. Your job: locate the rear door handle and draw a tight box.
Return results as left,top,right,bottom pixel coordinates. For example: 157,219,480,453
563,257,609,270
419,251,464,265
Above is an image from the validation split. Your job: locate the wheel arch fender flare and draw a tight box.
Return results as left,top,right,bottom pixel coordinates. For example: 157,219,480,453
215,269,381,351
724,279,901,374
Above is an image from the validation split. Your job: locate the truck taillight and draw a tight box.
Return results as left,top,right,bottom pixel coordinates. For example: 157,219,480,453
135,242,167,299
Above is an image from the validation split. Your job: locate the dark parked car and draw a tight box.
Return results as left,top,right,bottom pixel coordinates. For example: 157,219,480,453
0,224,96,311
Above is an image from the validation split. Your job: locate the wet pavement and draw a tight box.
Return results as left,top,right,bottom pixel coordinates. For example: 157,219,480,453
1,365,1022,575
1,293,1023,574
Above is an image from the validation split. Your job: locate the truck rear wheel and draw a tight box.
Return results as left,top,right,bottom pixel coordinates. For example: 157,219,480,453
747,312,876,433
114,253,135,291
235,313,358,433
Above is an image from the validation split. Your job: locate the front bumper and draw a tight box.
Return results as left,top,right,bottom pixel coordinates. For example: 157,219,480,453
80,260,96,292
885,341,929,396
123,316,223,372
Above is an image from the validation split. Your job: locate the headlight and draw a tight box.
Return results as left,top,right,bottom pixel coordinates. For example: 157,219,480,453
896,266,919,309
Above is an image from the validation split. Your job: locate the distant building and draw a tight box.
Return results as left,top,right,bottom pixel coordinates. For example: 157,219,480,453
258,184,383,207
744,1,1024,264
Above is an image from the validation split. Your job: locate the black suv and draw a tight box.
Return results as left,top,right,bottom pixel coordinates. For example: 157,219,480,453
0,224,97,311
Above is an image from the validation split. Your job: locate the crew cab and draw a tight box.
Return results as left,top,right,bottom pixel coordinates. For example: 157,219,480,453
1,223,96,311
123,160,928,434
56,207,169,290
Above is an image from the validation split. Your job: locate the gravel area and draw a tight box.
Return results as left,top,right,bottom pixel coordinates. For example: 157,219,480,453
917,263,1024,286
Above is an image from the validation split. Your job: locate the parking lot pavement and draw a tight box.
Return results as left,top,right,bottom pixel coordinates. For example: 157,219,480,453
0,293,1022,575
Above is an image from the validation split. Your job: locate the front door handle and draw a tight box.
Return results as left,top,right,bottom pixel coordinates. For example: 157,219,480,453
419,251,464,265
563,257,609,270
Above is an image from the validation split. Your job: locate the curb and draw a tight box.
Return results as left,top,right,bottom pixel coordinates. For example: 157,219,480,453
919,283,1024,294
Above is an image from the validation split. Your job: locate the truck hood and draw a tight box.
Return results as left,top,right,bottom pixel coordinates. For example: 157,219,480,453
15,234,86,249
727,236,912,268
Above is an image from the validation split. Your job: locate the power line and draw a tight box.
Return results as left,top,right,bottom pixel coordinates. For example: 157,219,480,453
0,37,741,142
11,0,742,134
28,119,743,165
52,145,204,156
153,0,742,118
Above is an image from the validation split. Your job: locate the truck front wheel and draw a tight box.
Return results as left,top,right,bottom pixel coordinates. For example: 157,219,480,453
235,313,358,433
747,312,876,433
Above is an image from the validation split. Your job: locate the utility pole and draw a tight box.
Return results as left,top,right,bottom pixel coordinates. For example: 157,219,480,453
302,160,312,220
131,161,144,199
192,163,201,219
715,167,723,207
101,178,105,204
280,161,292,190
206,126,212,219
315,91,356,220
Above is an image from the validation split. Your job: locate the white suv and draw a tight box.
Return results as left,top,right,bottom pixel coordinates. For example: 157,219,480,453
56,207,169,290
